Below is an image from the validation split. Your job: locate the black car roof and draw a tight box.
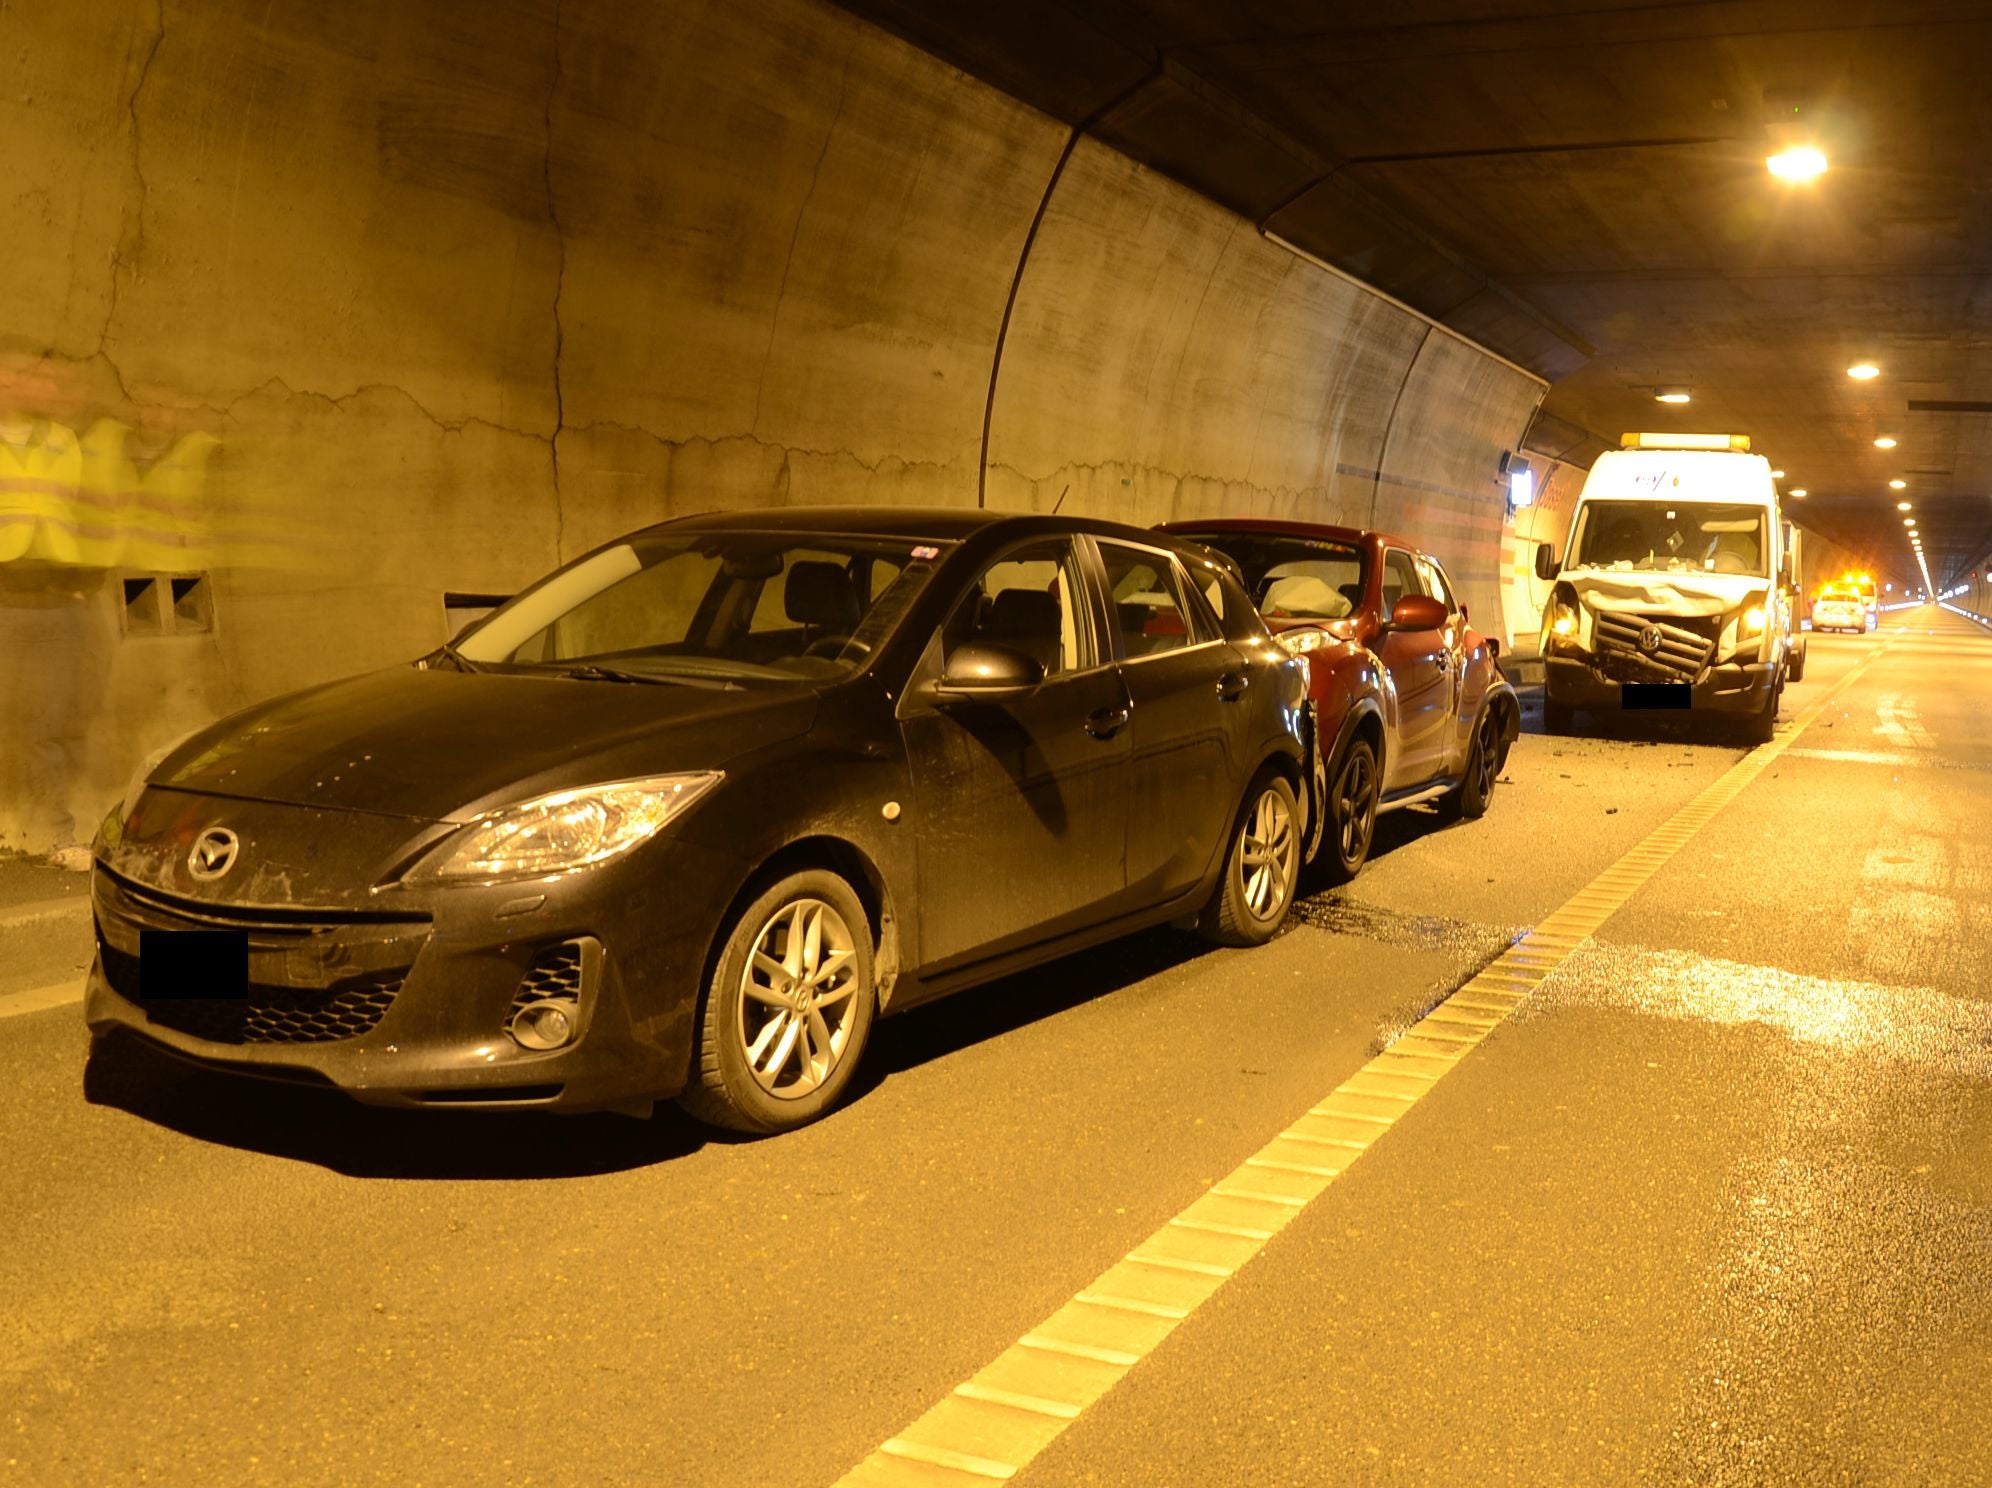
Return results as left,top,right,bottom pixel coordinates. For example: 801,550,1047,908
646,505,1220,554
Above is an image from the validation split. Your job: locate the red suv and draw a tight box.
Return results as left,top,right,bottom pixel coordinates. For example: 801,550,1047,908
1158,521,1519,881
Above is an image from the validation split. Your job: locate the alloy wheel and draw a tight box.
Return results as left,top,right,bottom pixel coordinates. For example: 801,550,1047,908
736,898,861,1098
1473,711,1499,800
1240,785,1297,920
1336,747,1378,866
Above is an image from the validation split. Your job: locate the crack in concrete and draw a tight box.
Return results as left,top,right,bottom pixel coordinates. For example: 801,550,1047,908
541,0,567,560
747,52,853,439
212,380,969,489
100,0,166,407
223,375,548,445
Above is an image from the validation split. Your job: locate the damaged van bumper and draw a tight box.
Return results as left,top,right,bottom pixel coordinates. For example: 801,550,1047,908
1544,656,1778,715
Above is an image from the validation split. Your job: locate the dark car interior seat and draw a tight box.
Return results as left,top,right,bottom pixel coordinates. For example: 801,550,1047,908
784,560,861,646
981,588,1063,674
780,557,860,657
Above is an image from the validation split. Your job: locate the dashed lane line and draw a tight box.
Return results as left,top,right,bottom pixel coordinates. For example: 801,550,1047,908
0,895,91,933
0,980,88,1021
831,644,1897,1487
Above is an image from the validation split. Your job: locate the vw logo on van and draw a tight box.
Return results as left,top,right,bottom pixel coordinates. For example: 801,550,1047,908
187,827,241,881
1637,625,1664,653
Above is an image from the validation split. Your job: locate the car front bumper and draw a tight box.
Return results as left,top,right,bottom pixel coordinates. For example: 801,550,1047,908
1543,656,1779,716
83,842,725,1114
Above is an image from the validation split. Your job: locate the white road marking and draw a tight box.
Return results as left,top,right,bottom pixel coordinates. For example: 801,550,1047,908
0,896,92,933
0,980,87,1021
828,641,1900,1487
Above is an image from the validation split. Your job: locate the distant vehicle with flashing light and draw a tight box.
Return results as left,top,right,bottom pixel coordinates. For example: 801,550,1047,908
1812,586,1866,634
1535,432,1805,742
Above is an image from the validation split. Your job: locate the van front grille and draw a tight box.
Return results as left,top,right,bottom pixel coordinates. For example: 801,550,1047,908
1594,612,1715,683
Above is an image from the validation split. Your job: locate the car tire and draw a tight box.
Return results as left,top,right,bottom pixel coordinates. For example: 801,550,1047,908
1319,737,1380,885
1740,681,1780,745
1200,772,1302,947
679,869,876,1135
1543,697,1575,734
1441,705,1501,821
1788,641,1807,682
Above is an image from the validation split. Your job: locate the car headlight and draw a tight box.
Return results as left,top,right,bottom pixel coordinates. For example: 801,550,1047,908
118,727,204,827
410,773,722,883
1276,627,1331,657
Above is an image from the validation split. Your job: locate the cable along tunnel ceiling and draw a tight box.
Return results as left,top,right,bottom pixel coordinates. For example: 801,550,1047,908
837,0,1992,589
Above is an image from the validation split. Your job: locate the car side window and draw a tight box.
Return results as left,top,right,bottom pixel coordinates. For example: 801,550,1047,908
1098,542,1204,659
1381,549,1422,621
941,539,1091,678
1415,554,1458,614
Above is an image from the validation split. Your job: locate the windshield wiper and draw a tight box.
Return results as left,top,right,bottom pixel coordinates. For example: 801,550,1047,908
424,640,483,673
554,663,687,686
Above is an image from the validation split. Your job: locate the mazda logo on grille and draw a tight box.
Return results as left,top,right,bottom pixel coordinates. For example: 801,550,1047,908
187,827,240,881
1637,625,1664,653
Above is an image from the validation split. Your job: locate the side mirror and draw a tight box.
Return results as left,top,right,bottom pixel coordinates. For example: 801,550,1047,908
933,642,1044,700
1381,594,1449,633
1533,543,1560,581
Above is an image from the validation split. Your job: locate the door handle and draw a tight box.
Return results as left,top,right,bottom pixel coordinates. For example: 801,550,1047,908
1084,704,1131,739
1217,671,1250,701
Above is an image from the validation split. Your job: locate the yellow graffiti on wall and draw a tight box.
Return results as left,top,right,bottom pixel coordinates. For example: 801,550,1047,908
0,415,218,569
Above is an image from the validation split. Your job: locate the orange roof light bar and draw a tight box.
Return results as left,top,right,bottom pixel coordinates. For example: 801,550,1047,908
1619,432,1752,451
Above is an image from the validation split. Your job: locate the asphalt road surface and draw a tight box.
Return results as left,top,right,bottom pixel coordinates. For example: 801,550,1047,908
4,606,1988,1486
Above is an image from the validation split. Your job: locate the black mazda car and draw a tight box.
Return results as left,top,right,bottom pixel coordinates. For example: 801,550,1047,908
87,508,1308,1132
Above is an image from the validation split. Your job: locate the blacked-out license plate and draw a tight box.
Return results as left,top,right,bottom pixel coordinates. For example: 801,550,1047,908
138,930,249,1000
1622,683,1691,710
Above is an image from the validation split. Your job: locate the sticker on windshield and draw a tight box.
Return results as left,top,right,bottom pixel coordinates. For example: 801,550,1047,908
911,545,940,560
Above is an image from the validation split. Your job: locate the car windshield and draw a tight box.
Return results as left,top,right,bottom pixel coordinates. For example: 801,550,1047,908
454,532,946,684
1169,532,1368,619
1570,501,1768,576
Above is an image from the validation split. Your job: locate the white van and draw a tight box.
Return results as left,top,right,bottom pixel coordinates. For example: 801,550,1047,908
1533,432,1805,742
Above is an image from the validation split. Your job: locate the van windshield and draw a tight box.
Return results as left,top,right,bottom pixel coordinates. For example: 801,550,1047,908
1569,501,1767,576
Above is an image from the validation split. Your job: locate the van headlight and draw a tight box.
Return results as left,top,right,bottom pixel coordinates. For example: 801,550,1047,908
410,773,722,883
1545,598,1580,641
1738,604,1767,640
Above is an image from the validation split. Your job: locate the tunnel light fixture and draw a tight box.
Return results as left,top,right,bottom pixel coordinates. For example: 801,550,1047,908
1873,437,1897,449
1896,501,1912,511
1889,479,1907,489
1767,146,1829,182
1789,488,1808,497
1654,387,1693,404
1904,518,1916,526
1847,362,1881,380
1769,468,1786,478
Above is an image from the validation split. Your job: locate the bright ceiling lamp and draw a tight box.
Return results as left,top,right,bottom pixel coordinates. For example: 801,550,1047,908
1654,387,1692,404
1789,488,1808,497
1904,518,1916,526
1873,437,1897,449
1889,479,1907,489
1847,362,1881,380
1770,468,1786,478
1767,146,1828,181
1897,501,1912,510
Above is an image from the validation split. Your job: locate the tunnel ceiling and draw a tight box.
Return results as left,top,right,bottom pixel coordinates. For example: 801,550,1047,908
834,0,1992,590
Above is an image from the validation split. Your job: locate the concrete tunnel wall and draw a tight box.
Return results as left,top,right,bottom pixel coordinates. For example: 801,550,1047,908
0,0,1543,853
